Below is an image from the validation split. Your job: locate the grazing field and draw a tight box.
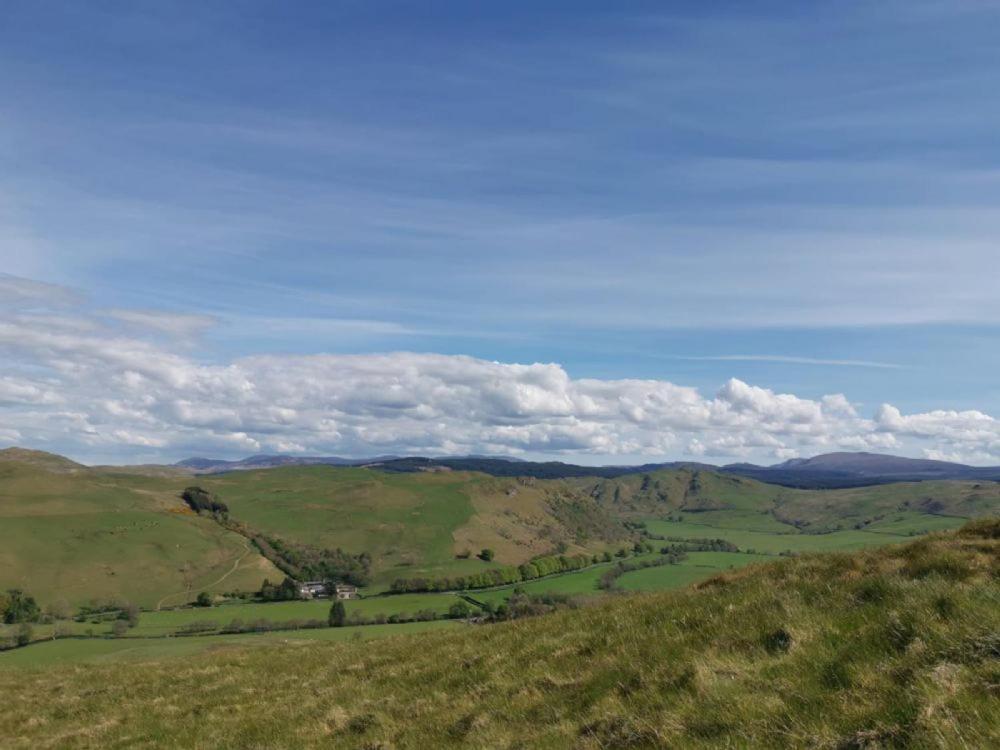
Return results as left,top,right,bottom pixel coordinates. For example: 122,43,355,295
0,620,459,668
641,517,944,554
616,551,772,592
2,522,995,747
125,593,465,636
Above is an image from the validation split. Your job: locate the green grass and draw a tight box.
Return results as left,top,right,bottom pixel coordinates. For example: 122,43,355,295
0,512,273,608
0,620,459,668
575,466,1000,532
643,518,908,554
1,522,996,748
860,511,967,536
127,593,464,636
616,551,772,592
201,467,478,581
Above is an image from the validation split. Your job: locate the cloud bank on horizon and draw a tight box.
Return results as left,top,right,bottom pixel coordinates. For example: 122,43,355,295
1,274,998,466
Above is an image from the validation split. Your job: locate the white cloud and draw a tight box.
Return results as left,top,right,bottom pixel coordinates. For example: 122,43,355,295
2,276,1000,464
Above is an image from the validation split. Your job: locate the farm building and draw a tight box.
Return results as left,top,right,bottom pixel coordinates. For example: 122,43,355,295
297,581,328,598
334,583,358,600
296,581,359,600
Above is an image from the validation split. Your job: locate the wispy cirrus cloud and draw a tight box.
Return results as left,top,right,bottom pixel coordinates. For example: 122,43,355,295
674,355,902,369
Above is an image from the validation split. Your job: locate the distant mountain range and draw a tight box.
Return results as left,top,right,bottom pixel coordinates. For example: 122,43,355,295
173,450,1000,487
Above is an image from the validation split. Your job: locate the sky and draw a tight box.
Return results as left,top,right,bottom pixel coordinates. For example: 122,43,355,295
2,1,1000,465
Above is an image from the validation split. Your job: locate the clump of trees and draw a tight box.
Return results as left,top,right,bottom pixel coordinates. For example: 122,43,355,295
252,535,371,587
195,592,213,607
1,589,40,624
660,537,740,553
181,486,229,518
258,577,301,602
480,591,580,622
390,552,594,594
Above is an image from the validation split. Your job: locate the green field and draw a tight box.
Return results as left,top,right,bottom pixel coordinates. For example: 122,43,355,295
641,516,967,554
0,620,459,668
129,593,465,636
616,551,772,592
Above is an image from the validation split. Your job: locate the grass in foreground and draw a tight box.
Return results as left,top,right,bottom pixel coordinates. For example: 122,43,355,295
1,521,997,748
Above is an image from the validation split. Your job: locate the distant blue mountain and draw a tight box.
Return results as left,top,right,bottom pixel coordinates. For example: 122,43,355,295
174,451,1000,487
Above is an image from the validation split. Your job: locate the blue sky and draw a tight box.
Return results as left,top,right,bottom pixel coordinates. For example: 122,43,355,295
2,2,1000,464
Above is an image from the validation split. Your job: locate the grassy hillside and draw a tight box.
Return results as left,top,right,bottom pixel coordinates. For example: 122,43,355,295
1,521,996,748
196,467,625,586
0,452,628,604
576,467,1000,532
0,455,281,607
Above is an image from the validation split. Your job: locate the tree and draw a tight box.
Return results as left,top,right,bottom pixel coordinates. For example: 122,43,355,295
328,600,346,627
16,623,33,647
2,589,40,624
479,548,495,562
111,620,128,637
195,592,213,608
44,598,73,621
448,600,472,619
117,601,140,627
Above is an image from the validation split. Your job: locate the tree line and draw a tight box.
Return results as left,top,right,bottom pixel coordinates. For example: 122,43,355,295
389,551,598,594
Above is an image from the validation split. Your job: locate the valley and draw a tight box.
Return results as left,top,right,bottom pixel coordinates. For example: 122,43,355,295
2,447,997,671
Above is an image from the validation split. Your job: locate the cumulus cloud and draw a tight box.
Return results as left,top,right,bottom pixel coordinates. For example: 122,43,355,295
2,277,1000,464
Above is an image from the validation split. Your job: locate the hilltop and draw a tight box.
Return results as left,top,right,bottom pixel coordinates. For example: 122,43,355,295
169,450,1000,487
0,447,84,473
2,521,997,748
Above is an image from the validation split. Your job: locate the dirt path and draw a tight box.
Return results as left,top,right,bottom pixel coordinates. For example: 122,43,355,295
155,538,253,610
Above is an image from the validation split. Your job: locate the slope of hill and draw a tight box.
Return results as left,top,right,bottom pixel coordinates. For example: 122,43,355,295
0,457,281,607
0,447,85,473
573,468,1000,533
195,466,628,587
2,521,996,748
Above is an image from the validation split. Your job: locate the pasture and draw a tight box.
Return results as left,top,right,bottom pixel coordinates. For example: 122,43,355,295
0,620,459,668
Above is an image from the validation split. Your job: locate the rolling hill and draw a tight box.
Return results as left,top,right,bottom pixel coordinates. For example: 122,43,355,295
3,448,1000,607
0,449,282,608
2,521,996,748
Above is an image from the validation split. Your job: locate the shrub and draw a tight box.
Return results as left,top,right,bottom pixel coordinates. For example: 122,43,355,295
195,592,213,607
2,589,40,624
329,600,347,627
478,548,495,562
181,486,229,517
15,623,33,647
